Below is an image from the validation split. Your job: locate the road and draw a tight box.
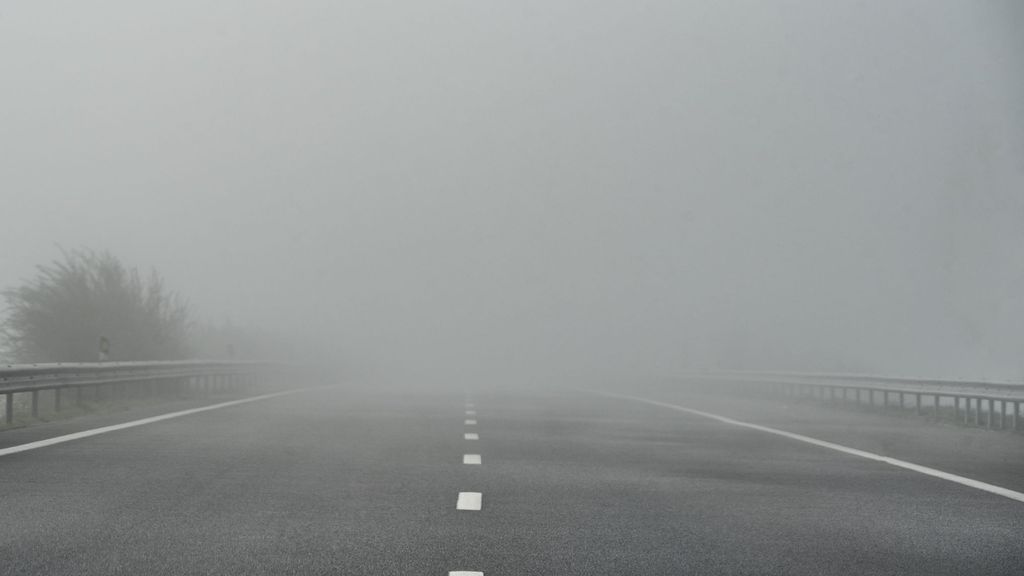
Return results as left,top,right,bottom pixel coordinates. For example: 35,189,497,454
0,384,1022,575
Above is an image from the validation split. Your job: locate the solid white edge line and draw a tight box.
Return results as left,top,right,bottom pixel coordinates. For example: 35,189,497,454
463,454,482,465
465,410,476,416
465,419,477,425
464,433,479,440
587,389,1024,505
449,572,483,576
456,491,482,510
0,388,315,458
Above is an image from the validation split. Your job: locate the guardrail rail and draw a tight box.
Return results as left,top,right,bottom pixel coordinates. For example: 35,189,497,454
0,361,275,425
691,371,1024,432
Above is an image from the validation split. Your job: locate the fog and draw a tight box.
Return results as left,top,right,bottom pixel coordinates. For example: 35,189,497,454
2,1,1023,386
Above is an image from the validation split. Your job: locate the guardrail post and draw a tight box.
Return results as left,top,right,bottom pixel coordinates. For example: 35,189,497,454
987,399,994,429
914,393,921,415
1015,402,1021,432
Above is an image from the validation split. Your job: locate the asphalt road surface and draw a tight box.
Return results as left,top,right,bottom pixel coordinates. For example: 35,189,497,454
0,384,1022,575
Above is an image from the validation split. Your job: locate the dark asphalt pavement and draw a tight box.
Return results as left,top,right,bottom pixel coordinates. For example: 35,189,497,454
0,384,1022,575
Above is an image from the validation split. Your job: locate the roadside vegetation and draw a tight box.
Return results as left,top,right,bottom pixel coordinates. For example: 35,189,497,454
1,249,190,363
1,248,276,364
0,249,279,428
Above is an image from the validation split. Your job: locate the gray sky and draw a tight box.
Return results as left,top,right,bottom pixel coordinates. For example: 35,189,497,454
2,1,1023,383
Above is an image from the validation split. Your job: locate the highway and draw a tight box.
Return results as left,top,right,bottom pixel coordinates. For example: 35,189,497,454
1,384,1022,575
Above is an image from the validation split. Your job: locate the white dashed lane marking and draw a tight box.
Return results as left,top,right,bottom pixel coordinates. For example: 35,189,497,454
453,400,483,573
456,492,482,511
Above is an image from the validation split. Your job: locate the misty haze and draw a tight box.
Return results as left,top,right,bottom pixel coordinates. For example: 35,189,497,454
1,1,1022,575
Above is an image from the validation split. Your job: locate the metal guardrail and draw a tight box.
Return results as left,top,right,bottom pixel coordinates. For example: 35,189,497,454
691,371,1024,432
0,361,274,425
